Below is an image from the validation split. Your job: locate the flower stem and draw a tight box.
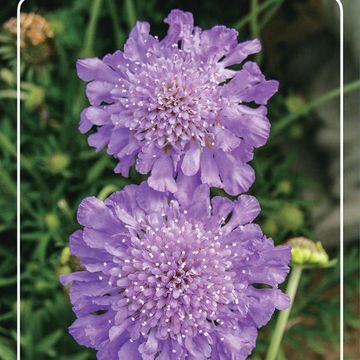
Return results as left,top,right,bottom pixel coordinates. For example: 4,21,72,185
265,264,303,360
250,0,260,39
272,79,360,138
0,90,25,100
233,0,279,31
124,0,136,30
73,0,103,118
106,0,125,48
260,0,284,29
82,0,103,57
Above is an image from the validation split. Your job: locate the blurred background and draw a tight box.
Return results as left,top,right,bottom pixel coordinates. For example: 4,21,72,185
0,0,359,359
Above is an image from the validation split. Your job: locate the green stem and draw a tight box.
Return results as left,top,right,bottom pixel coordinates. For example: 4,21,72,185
0,131,16,157
106,0,125,48
74,0,103,118
233,0,279,31
266,265,303,360
0,164,16,198
272,79,360,138
0,90,25,100
250,0,260,39
260,0,284,29
98,184,120,200
124,0,136,30
82,0,103,57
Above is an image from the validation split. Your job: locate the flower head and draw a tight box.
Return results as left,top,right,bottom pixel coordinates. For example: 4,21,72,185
61,182,290,359
2,13,54,65
288,237,330,267
4,12,54,48
77,9,278,195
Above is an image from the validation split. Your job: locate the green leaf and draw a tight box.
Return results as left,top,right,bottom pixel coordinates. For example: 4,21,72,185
37,329,63,356
0,341,15,360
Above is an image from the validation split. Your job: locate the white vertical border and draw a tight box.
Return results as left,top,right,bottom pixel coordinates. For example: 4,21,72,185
14,1,344,360
16,1,26,360
335,1,344,359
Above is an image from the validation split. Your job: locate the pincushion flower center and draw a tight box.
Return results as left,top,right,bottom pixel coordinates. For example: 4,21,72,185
128,54,221,151
120,215,238,339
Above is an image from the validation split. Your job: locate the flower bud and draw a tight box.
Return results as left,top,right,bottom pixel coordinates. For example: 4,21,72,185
262,218,278,238
2,13,54,65
60,247,71,265
0,68,15,86
46,152,70,174
285,94,305,114
276,204,304,231
287,237,329,266
44,213,60,231
56,265,71,277
23,84,45,110
276,180,292,195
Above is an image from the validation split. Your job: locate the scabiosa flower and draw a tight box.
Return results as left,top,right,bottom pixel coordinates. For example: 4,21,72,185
2,13,54,66
60,182,290,359
77,9,278,195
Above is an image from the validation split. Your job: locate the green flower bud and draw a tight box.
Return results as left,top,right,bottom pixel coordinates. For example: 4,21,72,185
44,213,60,231
276,205,304,231
56,265,71,276
60,247,71,265
0,68,15,86
46,152,70,174
285,94,306,114
24,84,45,110
276,180,292,195
35,279,49,290
288,237,329,266
262,218,278,238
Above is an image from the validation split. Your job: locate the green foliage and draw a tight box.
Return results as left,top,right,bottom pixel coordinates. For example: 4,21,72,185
0,1,357,359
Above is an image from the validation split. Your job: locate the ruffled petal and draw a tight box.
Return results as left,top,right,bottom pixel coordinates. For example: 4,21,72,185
135,182,168,214
222,61,278,105
77,196,120,231
185,184,211,221
76,58,115,82
85,81,114,106
221,38,261,67
138,330,159,359
163,9,194,46
200,25,238,62
83,106,111,126
88,125,112,152
181,141,201,176
213,127,241,152
148,156,178,193
185,335,211,359
118,340,142,359
114,154,135,177
200,148,222,188
223,195,261,233
213,326,257,360
69,312,114,349
214,150,255,195
246,287,291,327
124,21,156,62
174,170,201,207
221,104,270,148
79,108,93,133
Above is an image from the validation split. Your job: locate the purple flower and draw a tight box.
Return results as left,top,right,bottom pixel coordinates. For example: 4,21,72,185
61,182,290,359
77,9,278,195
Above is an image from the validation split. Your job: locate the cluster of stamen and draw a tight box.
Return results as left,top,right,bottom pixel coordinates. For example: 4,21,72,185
112,48,222,152
106,202,244,341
